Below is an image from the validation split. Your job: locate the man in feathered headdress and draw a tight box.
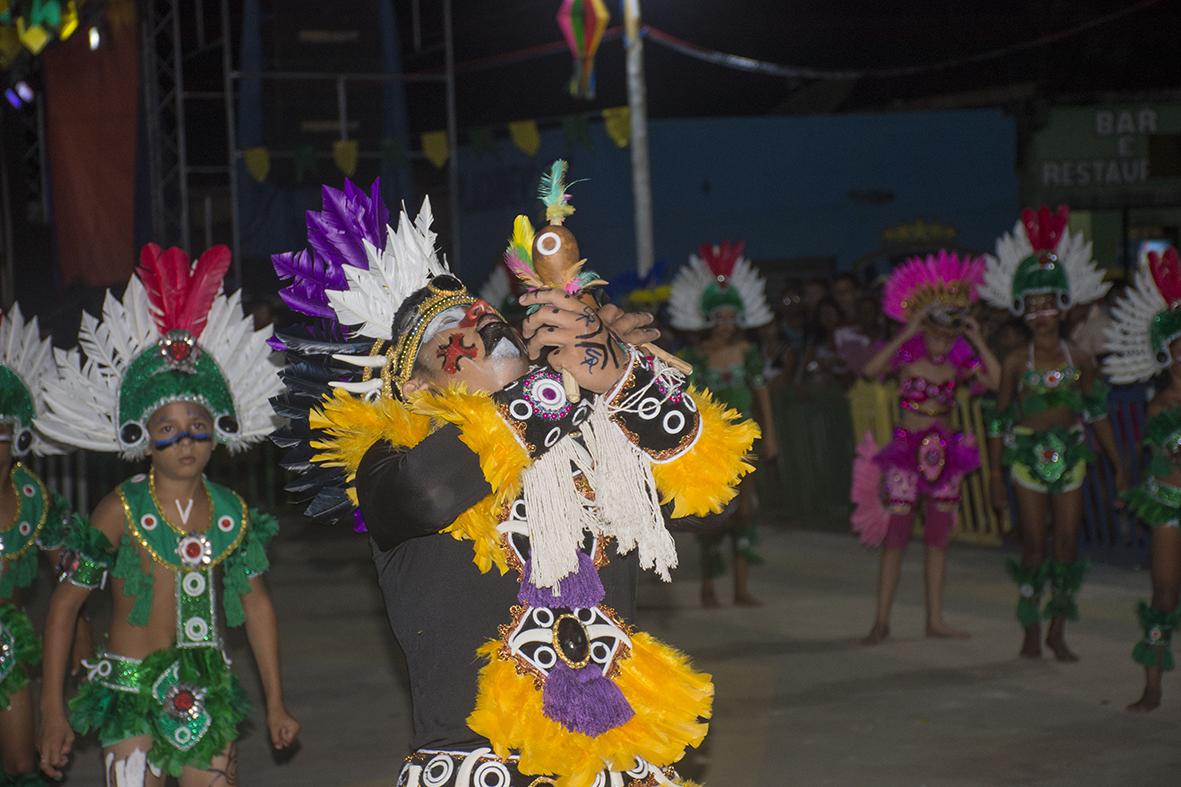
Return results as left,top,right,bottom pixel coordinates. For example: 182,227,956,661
272,170,759,786
0,304,90,786
36,245,300,784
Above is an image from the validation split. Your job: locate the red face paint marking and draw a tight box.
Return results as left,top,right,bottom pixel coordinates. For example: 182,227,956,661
437,333,478,374
459,299,497,328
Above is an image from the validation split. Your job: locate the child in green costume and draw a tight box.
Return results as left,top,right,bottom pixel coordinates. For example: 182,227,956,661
35,245,299,785
0,305,90,787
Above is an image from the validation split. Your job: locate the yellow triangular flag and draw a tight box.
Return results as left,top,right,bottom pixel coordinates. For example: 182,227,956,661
243,147,270,183
17,20,50,55
508,120,541,156
60,2,80,40
421,131,449,169
333,140,358,177
602,106,630,148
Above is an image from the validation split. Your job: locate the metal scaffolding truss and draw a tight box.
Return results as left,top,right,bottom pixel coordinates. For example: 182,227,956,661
140,0,190,249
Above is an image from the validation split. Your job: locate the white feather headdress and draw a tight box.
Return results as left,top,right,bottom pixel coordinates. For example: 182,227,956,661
1104,247,1181,384
37,245,282,459
326,196,450,342
0,303,60,456
981,206,1109,315
668,241,773,331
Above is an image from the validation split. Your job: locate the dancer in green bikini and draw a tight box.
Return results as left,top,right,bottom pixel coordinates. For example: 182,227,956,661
982,206,1125,662
1105,245,1181,710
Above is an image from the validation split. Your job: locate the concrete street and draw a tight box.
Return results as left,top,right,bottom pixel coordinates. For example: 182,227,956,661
49,521,1181,786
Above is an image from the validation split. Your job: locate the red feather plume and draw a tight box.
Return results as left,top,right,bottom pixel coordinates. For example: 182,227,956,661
1149,247,1181,309
137,243,232,339
698,240,745,281
1020,205,1070,253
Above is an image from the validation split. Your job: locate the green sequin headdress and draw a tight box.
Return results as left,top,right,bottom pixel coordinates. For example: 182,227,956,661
0,303,59,456
1105,246,1181,384
981,205,1110,317
37,244,282,459
668,241,774,331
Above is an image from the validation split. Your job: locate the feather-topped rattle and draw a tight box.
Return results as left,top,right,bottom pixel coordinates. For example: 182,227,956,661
503,160,689,400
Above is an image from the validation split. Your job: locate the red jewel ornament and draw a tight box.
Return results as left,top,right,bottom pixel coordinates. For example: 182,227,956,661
157,329,199,370
173,689,196,712
185,542,203,559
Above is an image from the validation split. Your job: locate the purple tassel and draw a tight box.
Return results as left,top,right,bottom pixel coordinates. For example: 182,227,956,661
542,661,634,736
519,552,604,608
352,509,368,534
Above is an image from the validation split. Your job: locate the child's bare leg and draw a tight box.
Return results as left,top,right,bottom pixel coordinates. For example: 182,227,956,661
179,743,238,787
864,511,912,645
0,685,36,775
923,501,969,638
1014,484,1049,658
1129,527,1181,711
103,736,165,787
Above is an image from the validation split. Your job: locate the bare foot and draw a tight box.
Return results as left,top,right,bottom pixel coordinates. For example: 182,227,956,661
926,621,971,639
1020,625,1042,659
1126,685,1162,712
1045,634,1079,662
862,624,890,646
701,584,720,609
734,592,764,607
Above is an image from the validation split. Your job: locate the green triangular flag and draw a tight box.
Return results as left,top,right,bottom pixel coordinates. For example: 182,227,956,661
293,144,317,183
468,127,498,157
380,137,407,172
561,115,592,149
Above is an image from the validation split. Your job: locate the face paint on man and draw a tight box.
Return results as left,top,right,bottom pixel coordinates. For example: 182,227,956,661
405,304,530,396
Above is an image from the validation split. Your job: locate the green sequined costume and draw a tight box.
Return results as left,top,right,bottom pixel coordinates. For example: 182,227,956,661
0,463,72,710
679,344,765,577
63,473,276,776
1123,408,1181,528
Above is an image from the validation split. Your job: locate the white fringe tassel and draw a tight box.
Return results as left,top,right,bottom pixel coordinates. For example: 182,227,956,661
583,398,678,582
521,437,598,593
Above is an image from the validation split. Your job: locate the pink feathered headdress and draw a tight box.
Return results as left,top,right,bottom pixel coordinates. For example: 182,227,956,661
882,250,985,324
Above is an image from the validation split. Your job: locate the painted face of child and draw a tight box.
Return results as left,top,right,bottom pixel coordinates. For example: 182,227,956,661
145,401,215,481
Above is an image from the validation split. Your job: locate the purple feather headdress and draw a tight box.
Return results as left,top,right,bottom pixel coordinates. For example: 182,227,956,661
271,178,389,320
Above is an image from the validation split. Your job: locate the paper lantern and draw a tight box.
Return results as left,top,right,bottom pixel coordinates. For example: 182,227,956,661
556,0,609,100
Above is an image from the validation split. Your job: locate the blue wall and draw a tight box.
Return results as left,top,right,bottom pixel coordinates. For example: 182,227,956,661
456,110,1018,285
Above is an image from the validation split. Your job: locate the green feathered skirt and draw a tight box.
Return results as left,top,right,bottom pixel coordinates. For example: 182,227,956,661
0,602,40,710
1123,476,1181,529
70,646,250,776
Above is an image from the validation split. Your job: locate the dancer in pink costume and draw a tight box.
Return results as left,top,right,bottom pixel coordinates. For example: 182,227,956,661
854,252,1000,644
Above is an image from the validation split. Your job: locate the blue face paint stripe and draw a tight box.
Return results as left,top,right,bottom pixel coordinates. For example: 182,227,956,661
151,431,212,450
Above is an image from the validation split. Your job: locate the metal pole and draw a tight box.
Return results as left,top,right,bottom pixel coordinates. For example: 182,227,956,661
443,0,461,273
220,0,242,288
624,0,654,276
0,131,13,309
172,0,191,249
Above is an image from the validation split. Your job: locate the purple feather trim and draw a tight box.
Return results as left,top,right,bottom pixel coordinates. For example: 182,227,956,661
891,334,980,376
519,552,604,608
542,661,634,736
272,179,390,320
875,424,979,491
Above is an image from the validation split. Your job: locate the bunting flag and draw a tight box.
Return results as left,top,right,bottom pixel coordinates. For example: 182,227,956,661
243,146,270,183
421,130,449,168
561,114,592,148
293,144,316,183
508,119,540,156
380,136,406,171
468,126,498,157
601,106,630,148
333,139,358,176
